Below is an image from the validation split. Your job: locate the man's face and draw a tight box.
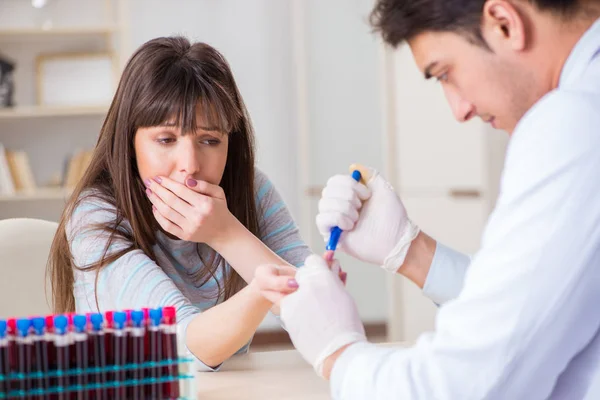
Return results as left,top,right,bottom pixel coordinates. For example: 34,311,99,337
408,31,543,134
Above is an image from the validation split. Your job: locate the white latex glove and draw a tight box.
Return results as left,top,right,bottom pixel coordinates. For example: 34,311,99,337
280,255,366,377
316,164,420,273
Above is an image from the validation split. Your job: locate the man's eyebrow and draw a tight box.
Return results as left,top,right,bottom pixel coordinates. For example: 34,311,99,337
423,61,438,80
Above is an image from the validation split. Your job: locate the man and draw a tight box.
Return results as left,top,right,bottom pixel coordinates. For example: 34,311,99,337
254,0,600,398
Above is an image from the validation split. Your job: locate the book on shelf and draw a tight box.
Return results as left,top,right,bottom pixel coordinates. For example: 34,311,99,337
0,145,95,197
6,150,37,192
0,143,16,195
0,144,38,195
63,148,94,189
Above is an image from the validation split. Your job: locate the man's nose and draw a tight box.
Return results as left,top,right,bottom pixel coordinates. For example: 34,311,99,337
443,86,475,122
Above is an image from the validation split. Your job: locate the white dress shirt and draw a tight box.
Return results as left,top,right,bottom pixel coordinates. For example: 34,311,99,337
422,242,471,305
331,18,600,400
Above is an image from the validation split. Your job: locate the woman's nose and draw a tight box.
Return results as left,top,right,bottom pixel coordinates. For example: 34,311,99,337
178,142,200,176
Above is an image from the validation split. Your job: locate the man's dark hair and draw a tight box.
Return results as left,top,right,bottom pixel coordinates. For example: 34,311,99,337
370,0,591,47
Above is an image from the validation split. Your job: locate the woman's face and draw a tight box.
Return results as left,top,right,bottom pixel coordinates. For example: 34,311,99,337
134,106,229,187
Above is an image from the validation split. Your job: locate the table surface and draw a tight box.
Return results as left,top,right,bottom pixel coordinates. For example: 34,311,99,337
194,342,405,399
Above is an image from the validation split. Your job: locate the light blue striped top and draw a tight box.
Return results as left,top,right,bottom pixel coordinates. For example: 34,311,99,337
67,168,311,370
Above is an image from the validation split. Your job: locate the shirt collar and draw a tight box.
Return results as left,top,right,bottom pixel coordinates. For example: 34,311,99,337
559,17,600,88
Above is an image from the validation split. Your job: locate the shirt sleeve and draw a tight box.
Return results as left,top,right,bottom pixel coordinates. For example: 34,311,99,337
67,195,219,372
330,92,600,399
254,169,312,267
422,242,471,304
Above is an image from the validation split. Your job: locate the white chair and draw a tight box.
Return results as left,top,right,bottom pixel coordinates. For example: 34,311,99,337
0,218,58,318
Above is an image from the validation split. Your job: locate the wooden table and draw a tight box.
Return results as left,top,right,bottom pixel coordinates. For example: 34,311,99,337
194,343,405,399
195,349,329,399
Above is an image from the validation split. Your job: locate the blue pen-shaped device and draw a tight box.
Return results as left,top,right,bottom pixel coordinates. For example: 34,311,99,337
326,169,362,251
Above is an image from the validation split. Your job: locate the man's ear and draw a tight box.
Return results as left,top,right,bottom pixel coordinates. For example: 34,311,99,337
482,0,527,52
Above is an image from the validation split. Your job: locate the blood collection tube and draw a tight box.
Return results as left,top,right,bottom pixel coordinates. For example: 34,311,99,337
31,317,50,400
103,311,113,384
123,311,133,399
148,309,162,399
88,313,106,400
65,314,77,399
0,320,9,397
16,318,32,399
7,318,16,395
71,316,87,400
129,311,145,400
44,316,55,400
44,316,56,400
161,306,179,399
140,308,150,398
112,312,127,400
53,315,69,400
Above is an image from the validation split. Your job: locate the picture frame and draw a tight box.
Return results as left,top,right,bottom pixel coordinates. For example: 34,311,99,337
36,52,116,107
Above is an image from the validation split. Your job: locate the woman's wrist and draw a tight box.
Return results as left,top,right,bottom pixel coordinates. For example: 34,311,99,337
206,212,246,253
246,280,281,316
207,217,272,283
244,281,275,313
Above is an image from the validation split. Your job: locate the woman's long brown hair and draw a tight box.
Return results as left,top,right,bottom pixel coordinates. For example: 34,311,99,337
47,37,258,313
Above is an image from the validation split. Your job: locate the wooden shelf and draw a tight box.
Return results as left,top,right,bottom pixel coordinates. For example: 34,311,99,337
0,188,72,202
0,105,108,119
0,26,118,37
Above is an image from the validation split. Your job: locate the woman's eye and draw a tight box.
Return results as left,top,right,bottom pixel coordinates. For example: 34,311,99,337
157,138,175,145
200,138,221,146
436,73,448,83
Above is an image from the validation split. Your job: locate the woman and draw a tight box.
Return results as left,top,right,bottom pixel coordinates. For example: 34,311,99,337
47,36,305,370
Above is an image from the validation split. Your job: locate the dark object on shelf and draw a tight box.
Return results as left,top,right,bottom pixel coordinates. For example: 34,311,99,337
0,56,15,107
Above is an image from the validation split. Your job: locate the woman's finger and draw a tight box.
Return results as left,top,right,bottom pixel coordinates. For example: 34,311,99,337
185,178,226,200
147,177,195,215
146,187,187,227
341,271,347,286
322,254,347,285
329,260,342,276
254,265,298,293
152,205,184,238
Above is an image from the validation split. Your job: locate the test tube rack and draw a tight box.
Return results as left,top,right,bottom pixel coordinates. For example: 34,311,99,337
0,307,196,399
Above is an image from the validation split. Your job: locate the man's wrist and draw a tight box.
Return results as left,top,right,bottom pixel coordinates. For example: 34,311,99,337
397,231,437,288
